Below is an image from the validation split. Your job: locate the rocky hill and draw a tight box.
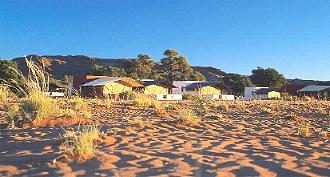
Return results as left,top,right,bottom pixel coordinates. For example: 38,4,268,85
12,55,227,81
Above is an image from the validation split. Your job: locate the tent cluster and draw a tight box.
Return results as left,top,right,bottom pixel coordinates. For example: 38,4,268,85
72,75,233,100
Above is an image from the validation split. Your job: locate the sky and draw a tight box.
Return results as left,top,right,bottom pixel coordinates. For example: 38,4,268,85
0,0,329,80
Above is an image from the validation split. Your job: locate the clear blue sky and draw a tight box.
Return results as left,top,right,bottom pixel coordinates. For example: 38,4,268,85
1,0,329,80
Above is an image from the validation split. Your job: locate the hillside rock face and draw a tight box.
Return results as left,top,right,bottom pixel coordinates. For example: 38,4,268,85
12,55,132,79
12,55,227,81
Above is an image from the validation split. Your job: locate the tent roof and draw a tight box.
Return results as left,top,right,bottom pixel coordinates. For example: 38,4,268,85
297,85,330,92
185,82,226,90
81,77,143,87
255,88,278,94
142,80,177,89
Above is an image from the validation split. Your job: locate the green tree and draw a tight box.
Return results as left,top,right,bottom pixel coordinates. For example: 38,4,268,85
127,54,154,79
90,64,108,75
109,66,127,77
223,73,253,95
161,49,203,81
250,67,287,88
0,60,19,83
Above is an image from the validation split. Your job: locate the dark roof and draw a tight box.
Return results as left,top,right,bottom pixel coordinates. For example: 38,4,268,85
255,88,279,94
142,80,177,89
297,85,330,92
185,82,227,90
279,84,305,95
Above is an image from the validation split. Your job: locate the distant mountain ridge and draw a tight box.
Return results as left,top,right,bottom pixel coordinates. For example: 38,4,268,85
11,55,329,84
12,55,227,81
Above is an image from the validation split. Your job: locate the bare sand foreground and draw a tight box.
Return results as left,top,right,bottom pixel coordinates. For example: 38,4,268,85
0,100,329,177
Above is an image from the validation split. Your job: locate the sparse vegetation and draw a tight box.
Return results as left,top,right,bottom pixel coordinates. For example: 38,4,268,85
3,104,20,129
176,109,200,125
71,97,87,110
21,91,55,121
0,85,12,103
61,125,102,162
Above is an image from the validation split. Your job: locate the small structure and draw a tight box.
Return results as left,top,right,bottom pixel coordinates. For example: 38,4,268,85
80,77,143,98
73,75,110,90
244,87,268,100
142,80,182,100
172,81,202,94
142,80,175,95
184,82,230,100
253,88,281,100
220,95,235,100
279,84,306,96
297,85,330,99
45,82,66,97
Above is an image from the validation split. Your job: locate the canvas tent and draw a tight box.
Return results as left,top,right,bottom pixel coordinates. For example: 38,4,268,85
253,88,281,100
297,85,330,99
81,77,143,98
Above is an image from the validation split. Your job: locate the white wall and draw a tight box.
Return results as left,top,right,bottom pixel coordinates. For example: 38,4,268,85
153,94,182,101
220,95,235,100
244,87,268,100
172,81,202,94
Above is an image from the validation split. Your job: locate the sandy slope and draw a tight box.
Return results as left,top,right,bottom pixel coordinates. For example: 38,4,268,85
0,100,329,176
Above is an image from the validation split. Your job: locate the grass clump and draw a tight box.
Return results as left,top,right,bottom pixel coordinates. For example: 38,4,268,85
133,93,161,110
0,85,12,103
70,97,87,110
3,104,20,129
61,125,101,162
21,91,55,121
177,109,200,125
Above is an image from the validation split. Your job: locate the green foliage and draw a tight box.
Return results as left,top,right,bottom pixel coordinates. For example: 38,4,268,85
250,67,287,88
3,104,20,128
160,49,205,81
90,64,126,77
90,64,108,75
21,92,55,121
127,54,155,79
61,125,101,162
0,60,19,83
223,73,253,95
109,66,127,77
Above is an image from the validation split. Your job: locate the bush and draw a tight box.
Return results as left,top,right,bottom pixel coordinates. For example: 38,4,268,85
3,104,20,128
0,85,14,103
61,125,101,162
71,97,87,110
133,93,161,110
60,109,77,119
177,109,200,125
21,92,55,121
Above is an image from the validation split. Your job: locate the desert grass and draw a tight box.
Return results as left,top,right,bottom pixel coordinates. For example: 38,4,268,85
133,93,161,110
60,125,102,162
3,104,20,129
176,109,200,125
0,84,12,103
70,97,87,110
21,90,55,121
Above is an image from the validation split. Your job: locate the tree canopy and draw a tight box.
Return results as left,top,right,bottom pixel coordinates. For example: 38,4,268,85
160,49,205,81
250,67,287,88
127,54,155,79
222,73,253,95
90,64,127,77
0,60,19,83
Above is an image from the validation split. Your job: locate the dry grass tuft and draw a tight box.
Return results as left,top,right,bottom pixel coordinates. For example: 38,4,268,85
133,93,161,110
61,125,102,162
177,109,200,125
70,97,87,110
3,104,20,129
21,91,55,121
0,85,13,103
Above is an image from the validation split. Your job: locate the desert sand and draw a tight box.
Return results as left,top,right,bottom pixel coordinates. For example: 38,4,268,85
0,100,329,177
